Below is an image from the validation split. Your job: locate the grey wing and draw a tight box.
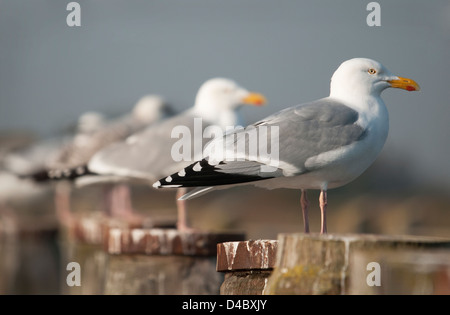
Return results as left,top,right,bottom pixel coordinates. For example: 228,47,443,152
49,115,147,169
3,134,72,175
201,98,367,179
89,110,214,181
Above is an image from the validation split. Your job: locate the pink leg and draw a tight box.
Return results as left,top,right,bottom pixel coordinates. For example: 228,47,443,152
109,184,142,225
117,185,134,216
300,189,310,233
319,190,328,234
107,185,119,216
54,182,74,227
101,184,114,214
176,188,195,232
109,184,131,217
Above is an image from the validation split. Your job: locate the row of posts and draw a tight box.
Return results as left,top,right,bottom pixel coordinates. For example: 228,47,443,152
2,209,449,295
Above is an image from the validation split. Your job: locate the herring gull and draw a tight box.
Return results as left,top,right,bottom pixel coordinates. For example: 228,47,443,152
153,58,420,234
87,78,266,230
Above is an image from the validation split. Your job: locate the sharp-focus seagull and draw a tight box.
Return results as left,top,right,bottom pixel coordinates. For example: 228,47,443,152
153,58,420,234
87,78,266,231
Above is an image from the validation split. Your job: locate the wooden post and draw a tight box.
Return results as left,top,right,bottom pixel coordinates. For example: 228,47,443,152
103,228,245,295
264,233,450,295
349,249,450,294
217,240,278,295
0,216,59,294
59,212,110,295
59,210,167,294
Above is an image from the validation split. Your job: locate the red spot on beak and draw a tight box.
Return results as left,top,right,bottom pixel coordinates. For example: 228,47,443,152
406,86,416,91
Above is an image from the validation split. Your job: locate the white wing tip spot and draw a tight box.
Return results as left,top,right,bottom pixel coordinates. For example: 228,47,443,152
153,181,161,188
207,158,220,166
193,162,202,172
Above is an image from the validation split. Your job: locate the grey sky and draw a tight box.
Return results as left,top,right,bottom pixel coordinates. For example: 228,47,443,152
0,0,449,189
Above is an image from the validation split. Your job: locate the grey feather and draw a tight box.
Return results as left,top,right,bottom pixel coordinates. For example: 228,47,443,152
49,114,152,170
204,98,366,178
89,110,217,182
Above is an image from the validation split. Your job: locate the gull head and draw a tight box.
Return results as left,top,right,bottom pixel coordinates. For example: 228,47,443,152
132,94,171,123
194,78,266,112
330,58,420,101
77,111,105,134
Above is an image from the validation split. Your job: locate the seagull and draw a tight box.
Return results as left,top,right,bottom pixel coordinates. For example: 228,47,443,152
20,95,171,225
0,112,104,225
153,58,420,234
86,78,266,231
44,95,170,176
4,112,105,177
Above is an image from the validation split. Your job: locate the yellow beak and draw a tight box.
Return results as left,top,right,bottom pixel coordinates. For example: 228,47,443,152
242,92,267,106
388,76,421,92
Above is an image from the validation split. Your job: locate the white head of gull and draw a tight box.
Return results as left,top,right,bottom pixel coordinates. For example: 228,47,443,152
191,78,266,127
77,111,106,134
132,95,170,123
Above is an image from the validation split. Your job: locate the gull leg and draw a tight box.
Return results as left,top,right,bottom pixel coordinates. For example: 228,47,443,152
117,184,134,216
109,184,142,225
101,184,114,215
176,188,195,231
109,184,129,217
108,185,119,217
54,182,74,227
300,189,310,233
319,190,328,234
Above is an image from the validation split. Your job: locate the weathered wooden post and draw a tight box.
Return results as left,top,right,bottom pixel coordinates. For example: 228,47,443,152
59,212,110,295
0,213,59,294
349,249,450,294
59,209,169,294
103,228,245,295
264,233,450,295
217,240,278,295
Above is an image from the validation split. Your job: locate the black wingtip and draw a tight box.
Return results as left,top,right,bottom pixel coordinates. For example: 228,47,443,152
22,165,97,183
156,158,272,189
20,169,52,182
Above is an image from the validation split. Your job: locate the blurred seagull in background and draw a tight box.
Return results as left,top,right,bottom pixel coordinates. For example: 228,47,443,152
4,111,105,177
17,95,171,224
86,78,266,231
154,58,420,234
0,111,105,223
42,95,170,178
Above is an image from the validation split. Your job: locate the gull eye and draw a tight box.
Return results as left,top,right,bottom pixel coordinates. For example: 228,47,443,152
368,68,377,75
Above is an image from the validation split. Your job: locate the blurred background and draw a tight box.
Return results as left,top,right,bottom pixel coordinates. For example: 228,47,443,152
0,0,449,294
